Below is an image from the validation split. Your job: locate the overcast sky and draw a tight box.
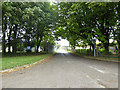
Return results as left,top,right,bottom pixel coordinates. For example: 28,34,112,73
55,39,69,46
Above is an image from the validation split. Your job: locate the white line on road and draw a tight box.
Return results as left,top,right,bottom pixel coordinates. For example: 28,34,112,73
89,66,105,73
86,75,105,88
99,84,106,88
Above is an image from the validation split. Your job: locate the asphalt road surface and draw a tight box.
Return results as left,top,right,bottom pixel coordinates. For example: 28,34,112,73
2,53,118,88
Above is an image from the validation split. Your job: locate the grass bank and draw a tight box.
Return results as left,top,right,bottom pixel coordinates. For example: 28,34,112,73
75,53,119,62
75,49,119,62
2,54,51,70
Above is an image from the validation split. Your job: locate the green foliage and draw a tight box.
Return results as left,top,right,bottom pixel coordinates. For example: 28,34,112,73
99,50,113,55
17,46,24,51
2,2,55,53
76,49,93,56
109,42,117,47
54,2,119,53
2,2,120,55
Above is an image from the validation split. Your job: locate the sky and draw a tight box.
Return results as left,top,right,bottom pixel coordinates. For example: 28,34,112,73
55,38,114,47
55,39,69,46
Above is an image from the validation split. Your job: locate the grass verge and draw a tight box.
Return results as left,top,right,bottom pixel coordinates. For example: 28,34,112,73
2,54,51,70
75,53,119,62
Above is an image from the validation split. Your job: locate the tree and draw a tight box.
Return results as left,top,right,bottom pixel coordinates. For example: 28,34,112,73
54,2,118,54
2,2,55,54
2,2,11,54
113,2,120,55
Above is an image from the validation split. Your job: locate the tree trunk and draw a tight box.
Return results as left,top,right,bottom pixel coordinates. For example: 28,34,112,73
89,44,94,56
2,23,7,54
8,27,12,53
13,24,17,54
36,36,39,53
103,43,109,52
91,43,94,56
117,40,120,56
72,41,76,53
2,32,6,54
36,44,39,53
98,16,110,54
36,36,42,53
103,37,109,54
104,17,110,53
43,41,47,53
90,45,91,52
71,45,75,53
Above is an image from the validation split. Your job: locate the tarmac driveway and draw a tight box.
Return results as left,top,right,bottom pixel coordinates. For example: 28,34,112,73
2,53,118,88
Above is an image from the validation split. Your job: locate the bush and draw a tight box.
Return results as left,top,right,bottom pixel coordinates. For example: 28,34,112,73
99,50,112,55
17,47,24,51
76,49,113,56
75,49,93,56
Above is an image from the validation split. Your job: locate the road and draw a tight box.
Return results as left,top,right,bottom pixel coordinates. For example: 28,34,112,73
2,53,118,88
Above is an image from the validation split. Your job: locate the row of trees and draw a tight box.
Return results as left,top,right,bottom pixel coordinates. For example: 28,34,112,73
1,2,120,55
54,2,120,55
2,2,56,54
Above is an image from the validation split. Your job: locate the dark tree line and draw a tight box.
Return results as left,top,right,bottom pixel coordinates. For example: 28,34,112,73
2,2,56,54
1,2,120,56
54,2,120,55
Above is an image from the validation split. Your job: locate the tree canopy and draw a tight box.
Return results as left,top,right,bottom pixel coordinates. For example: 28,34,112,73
1,2,120,55
54,2,120,54
2,2,55,53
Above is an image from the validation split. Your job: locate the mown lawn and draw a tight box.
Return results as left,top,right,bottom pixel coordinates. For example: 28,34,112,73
2,54,51,70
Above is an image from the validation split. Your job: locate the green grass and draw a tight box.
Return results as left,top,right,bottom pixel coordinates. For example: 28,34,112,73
75,53,119,62
2,54,51,70
83,56,119,62
75,49,119,62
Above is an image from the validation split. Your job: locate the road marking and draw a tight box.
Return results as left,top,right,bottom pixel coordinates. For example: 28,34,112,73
97,80,107,88
86,75,90,78
86,75,105,88
99,85,105,88
89,66,105,73
114,73,118,76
